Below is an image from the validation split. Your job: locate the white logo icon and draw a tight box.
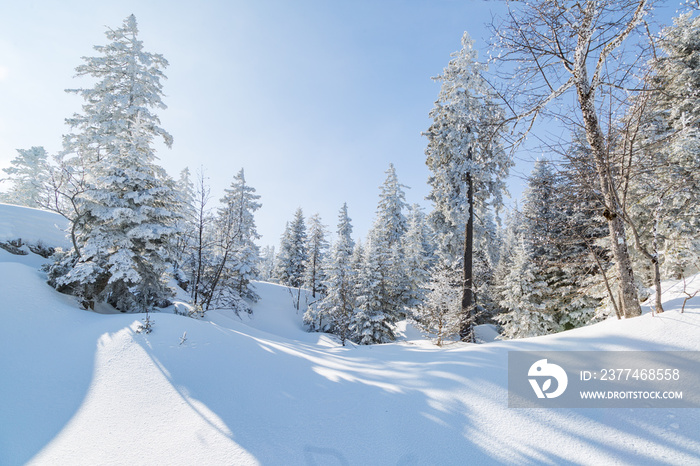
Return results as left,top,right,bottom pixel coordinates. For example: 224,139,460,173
528,359,568,399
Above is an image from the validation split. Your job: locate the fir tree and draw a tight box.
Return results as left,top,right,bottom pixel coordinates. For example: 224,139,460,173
258,245,276,282
412,261,461,346
401,204,432,312
204,169,261,314
306,203,355,344
172,167,198,290
275,208,308,288
47,15,178,312
424,32,511,341
624,12,700,293
304,213,328,298
351,231,397,344
496,160,601,338
1,146,51,207
374,163,409,248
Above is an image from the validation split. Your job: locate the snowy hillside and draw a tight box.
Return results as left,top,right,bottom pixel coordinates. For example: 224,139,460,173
1,204,700,465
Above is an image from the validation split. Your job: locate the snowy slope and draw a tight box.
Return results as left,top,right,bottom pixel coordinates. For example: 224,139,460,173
0,203,70,248
1,205,699,465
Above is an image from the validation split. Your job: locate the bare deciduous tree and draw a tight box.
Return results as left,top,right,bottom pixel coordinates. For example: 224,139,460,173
492,0,655,318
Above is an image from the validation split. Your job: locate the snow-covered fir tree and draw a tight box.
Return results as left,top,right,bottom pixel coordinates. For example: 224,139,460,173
203,169,261,314
496,233,560,339
172,167,198,289
624,12,700,290
374,163,409,247
47,15,179,312
348,165,412,343
559,137,613,321
351,230,397,344
471,201,501,323
401,204,432,312
424,31,511,341
1,146,51,207
496,160,601,338
413,260,462,346
350,239,365,280
305,203,355,345
258,245,276,282
303,213,328,298
275,208,308,288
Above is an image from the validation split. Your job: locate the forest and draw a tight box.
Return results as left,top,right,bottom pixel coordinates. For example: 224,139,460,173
1,1,698,346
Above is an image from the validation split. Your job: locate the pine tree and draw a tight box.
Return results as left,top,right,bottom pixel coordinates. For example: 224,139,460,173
401,205,432,312
351,231,397,344
471,202,501,323
47,15,179,312
375,163,409,247
495,160,601,338
625,12,700,290
204,169,261,314
412,261,461,346
305,203,356,344
347,165,411,344
560,137,614,321
496,234,560,339
172,167,198,290
1,146,51,207
424,31,511,341
258,245,276,282
275,208,307,288
303,213,328,298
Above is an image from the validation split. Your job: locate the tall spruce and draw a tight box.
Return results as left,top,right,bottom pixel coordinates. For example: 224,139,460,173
304,213,328,298
305,203,356,345
496,160,601,338
424,32,511,342
625,12,700,297
204,169,261,313
47,15,178,312
275,208,308,288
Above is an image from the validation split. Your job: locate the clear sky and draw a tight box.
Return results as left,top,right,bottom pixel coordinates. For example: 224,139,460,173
0,0,681,246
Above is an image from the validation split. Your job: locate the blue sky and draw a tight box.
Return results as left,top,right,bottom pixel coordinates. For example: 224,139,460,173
0,0,681,245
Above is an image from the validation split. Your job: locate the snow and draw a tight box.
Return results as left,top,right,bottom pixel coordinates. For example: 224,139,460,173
0,203,69,249
1,204,700,465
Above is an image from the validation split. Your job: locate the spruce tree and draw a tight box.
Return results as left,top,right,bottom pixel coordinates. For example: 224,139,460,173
275,208,308,288
258,245,276,282
374,163,409,247
402,204,432,312
424,32,511,341
413,261,461,346
304,213,328,298
47,15,178,312
496,160,600,338
352,230,397,344
204,169,261,313
305,203,356,344
1,146,51,207
626,12,700,288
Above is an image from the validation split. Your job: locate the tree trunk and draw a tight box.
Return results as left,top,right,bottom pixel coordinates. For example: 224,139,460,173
576,85,641,318
460,166,474,342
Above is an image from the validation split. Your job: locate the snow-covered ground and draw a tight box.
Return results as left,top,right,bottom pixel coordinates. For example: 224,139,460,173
1,203,699,465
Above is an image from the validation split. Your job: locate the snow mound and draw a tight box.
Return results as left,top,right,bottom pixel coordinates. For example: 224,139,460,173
0,203,70,249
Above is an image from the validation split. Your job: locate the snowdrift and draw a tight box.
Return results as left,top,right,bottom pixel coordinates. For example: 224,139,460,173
1,204,699,465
